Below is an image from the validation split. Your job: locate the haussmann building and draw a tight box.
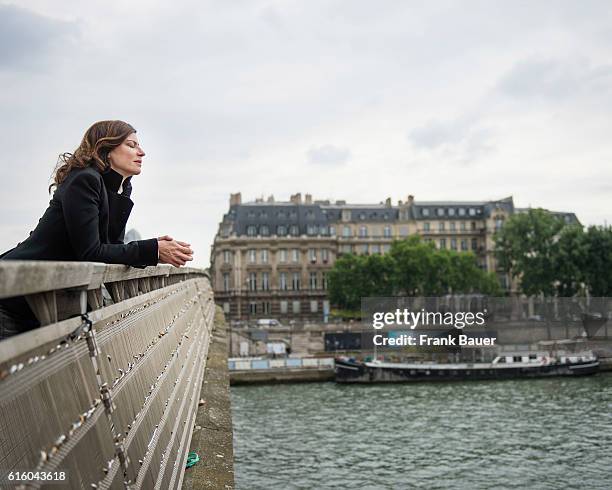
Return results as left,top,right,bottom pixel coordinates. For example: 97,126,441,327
211,193,577,323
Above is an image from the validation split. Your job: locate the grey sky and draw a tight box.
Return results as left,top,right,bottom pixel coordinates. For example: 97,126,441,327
1,0,611,267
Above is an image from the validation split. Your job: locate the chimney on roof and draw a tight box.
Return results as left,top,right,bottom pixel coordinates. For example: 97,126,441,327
305,194,312,204
267,195,275,203
385,197,392,208
230,192,242,206
407,195,414,205
290,193,302,204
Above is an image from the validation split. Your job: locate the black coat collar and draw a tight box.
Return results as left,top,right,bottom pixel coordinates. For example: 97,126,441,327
102,168,132,194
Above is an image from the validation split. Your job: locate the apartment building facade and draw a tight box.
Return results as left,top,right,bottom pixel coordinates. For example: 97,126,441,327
211,193,577,322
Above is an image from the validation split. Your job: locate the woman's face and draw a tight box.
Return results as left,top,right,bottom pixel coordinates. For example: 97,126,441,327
108,133,145,178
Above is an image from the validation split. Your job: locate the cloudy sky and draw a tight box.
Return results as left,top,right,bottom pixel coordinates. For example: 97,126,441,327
1,0,611,267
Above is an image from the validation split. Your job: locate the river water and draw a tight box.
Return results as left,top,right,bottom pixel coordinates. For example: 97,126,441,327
231,373,612,489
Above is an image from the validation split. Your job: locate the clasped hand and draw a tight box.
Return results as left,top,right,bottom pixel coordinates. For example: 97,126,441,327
157,235,194,267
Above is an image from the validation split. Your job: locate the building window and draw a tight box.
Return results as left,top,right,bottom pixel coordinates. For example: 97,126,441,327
279,272,288,291
260,211,268,219
277,210,286,219
439,222,445,231
343,225,351,237
262,302,271,314
290,225,299,236
260,225,269,236
458,208,466,216
471,221,477,230
292,249,299,262
280,301,288,314
471,238,478,250
223,250,231,264
277,225,287,236
262,272,270,291
292,272,300,291
310,300,318,313
329,226,336,236
248,249,257,263
451,238,457,250
399,226,408,237
292,301,301,314
247,211,256,218
306,210,315,220
322,272,328,290
371,244,380,254
449,222,456,231
437,208,445,217
261,249,268,263
319,226,328,236
322,248,329,262
468,208,476,216
340,244,352,253
382,244,391,253
448,208,455,216
461,239,468,251
422,208,430,217
289,211,297,219
306,224,318,235
460,221,466,231
359,226,368,237
247,225,257,236
222,272,230,292
248,272,257,291
279,249,288,262
223,302,230,314
423,222,430,232
495,217,504,230
361,244,369,254
308,249,317,263
439,239,446,249
249,302,257,314
383,226,391,237
310,272,318,290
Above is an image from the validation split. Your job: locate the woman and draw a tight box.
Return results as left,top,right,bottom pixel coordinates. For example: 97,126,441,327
0,120,194,338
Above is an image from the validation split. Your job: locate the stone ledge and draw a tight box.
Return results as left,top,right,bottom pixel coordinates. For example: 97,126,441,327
182,307,234,490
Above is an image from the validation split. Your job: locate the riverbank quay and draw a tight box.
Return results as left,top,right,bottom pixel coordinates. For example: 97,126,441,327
229,357,334,385
183,308,234,489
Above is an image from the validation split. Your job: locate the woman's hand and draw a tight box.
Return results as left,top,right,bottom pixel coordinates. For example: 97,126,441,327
157,235,193,267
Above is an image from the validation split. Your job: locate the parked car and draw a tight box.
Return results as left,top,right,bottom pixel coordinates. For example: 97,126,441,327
256,318,282,329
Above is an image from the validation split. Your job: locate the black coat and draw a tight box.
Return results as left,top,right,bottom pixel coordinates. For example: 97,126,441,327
1,166,158,265
0,166,158,332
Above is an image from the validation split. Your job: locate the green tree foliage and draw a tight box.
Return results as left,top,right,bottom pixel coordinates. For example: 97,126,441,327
328,236,500,309
327,253,395,310
495,210,612,297
553,225,588,296
582,225,612,296
494,209,564,296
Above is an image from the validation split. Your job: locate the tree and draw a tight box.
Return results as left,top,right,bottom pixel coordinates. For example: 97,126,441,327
495,208,565,296
553,224,588,296
583,225,612,296
328,236,501,309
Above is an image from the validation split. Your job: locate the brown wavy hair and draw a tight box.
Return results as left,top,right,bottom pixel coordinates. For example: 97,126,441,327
50,120,136,191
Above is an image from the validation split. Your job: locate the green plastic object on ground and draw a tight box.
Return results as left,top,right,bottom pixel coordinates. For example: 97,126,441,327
186,452,200,468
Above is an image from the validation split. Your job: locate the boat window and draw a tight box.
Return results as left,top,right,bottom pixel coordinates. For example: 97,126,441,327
513,356,522,362
529,354,537,360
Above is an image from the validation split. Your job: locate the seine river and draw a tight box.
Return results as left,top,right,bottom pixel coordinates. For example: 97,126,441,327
231,373,612,489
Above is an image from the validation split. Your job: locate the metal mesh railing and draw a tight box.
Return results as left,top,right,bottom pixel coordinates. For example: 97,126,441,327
0,267,215,489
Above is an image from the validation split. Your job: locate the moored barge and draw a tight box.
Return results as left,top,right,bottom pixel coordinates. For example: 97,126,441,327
335,349,599,383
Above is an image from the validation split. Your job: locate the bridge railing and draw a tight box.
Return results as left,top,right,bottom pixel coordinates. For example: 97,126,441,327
0,261,215,489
